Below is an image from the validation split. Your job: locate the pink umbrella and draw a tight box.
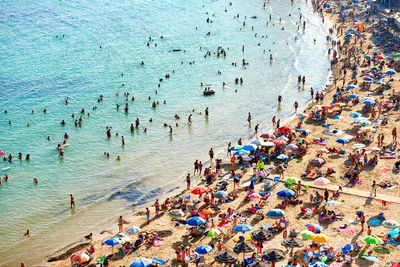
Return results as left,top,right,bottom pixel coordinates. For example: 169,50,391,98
317,148,329,154
248,193,260,199
364,73,374,77
314,177,330,186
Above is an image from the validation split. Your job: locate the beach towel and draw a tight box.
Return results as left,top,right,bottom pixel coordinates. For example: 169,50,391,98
336,227,358,234
368,217,383,226
312,140,328,146
389,240,400,247
381,168,390,173
329,262,344,267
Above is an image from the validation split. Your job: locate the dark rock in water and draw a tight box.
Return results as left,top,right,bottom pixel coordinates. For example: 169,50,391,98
251,16,257,19
47,242,90,262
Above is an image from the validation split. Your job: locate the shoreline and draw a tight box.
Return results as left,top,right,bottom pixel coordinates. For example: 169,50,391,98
38,6,336,267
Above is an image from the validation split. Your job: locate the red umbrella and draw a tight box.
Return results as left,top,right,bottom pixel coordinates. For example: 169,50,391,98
321,106,333,110
273,139,287,146
192,186,208,195
278,126,293,133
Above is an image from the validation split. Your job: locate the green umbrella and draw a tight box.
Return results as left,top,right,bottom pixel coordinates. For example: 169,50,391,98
300,230,314,240
285,177,299,184
204,229,221,237
230,145,243,151
364,236,383,245
394,53,400,58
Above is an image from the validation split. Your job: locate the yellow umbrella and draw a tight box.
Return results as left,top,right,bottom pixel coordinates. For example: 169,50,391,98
311,234,330,243
363,127,373,132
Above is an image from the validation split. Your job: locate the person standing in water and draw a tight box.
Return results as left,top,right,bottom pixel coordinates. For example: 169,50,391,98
247,113,251,124
278,95,282,105
70,194,75,208
294,101,299,113
205,107,209,117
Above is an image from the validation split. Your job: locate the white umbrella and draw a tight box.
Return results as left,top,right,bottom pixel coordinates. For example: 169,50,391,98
260,141,275,147
353,143,365,149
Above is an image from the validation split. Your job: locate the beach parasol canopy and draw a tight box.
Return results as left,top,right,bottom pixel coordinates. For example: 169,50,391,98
251,230,273,241
346,85,358,89
233,224,254,233
363,100,375,105
277,136,289,142
195,245,213,255
260,133,275,139
382,220,399,229
385,70,397,75
314,177,330,186
233,241,255,253
243,144,257,152
277,189,295,198
285,144,298,150
276,154,289,160
168,209,184,218
260,140,275,147
204,229,221,237
215,191,228,199
281,237,304,247
309,158,325,166
187,216,206,226
267,209,285,217
285,177,299,184
262,249,286,262
375,80,386,85
325,200,342,206
364,235,383,245
308,262,328,267
300,230,314,240
349,112,362,118
215,251,238,263
317,148,329,154
363,77,373,82
126,226,141,234
230,145,243,151
199,209,214,216
336,138,349,144
348,94,359,98
191,186,208,195
278,126,293,133
273,139,287,146
306,224,321,233
248,193,260,199
104,237,121,246
364,55,371,59
71,252,90,264
311,234,330,243
234,150,249,156
129,258,152,267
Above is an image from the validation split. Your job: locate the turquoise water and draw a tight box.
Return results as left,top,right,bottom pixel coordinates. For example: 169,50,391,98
0,0,330,265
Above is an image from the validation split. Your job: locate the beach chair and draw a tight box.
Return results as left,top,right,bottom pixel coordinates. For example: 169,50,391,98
152,257,170,265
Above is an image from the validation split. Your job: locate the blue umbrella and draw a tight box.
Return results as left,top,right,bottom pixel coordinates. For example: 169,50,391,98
364,55,371,59
234,150,249,156
364,77,373,82
130,258,152,267
342,244,352,254
336,138,349,144
104,237,121,246
349,112,362,118
276,154,288,160
331,115,343,119
298,129,311,134
386,70,397,75
375,81,386,85
243,145,256,152
267,209,285,217
363,100,375,105
346,85,358,89
277,189,295,198
348,94,359,98
195,245,213,254
308,261,327,267
249,180,254,190
232,224,254,232
187,216,206,226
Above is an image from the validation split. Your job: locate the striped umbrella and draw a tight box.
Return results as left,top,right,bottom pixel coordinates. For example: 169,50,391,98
311,234,330,243
306,224,321,233
204,229,221,237
300,230,314,240
273,139,287,146
168,209,184,218
309,158,325,166
126,226,141,234
234,150,249,156
314,177,330,186
382,220,400,229
215,191,228,199
260,133,275,139
230,145,243,151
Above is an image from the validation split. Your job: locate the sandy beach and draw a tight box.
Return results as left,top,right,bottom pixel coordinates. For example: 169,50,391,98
38,1,400,267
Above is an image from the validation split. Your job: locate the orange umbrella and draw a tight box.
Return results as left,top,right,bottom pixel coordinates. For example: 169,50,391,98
191,186,208,195
200,209,215,216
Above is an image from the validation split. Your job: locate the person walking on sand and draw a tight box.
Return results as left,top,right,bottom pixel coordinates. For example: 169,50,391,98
370,180,378,197
227,142,232,156
199,161,203,175
324,188,329,202
392,127,397,142
70,194,75,208
186,173,191,190
360,211,365,232
194,160,199,175
231,155,237,170
118,216,128,233
145,207,150,224
296,181,302,196
154,199,160,216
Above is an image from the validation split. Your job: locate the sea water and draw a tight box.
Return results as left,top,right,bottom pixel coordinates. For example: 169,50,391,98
0,0,330,265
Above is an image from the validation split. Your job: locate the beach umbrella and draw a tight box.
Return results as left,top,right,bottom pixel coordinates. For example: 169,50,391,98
306,224,322,233
296,138,310,144
130,258,152,267
297,129,311,134
233,224,254,233
248,262,268,267
364,72,374,77
243,156,252,162
251,230,273,241
230,145,243,151
199,209,214,216
204,229,221,237
285,177,299,184
370,67,380,72
364,77,373,82
278,126,293,133
309,158,325,166
300,230,314,240
248,193,260,199
262,249,286,262
281,237,304,247
168,209,184,218
346,85,358,89
234,150,249,156
260,141,275,147
394,53,400,58
215,191,228,199
382,220,400,229
276,154,289,160
273,139,287,146
311,234,330,243
353,143,365,149
363,100,375,105
364,55,371,59
314,177,330,186
297,112,308,117
285,144,298,150
277,189,295,198
317,148,329,154
348,94,359,98
234,241,255,253
243,144,257,152
308,262,328,267
187,216,206,226
195,245,213,255
321,105,333,110
126,226,141,234
215,251,238,263
104,237,121,246
375,80,386,85
71,252,90,264
260,133,275,139
251,140,261,146
336,138,349,144
267,209,285,217
350,112,362,118
191,186,207,195
364,235,383,245
388,228,400,238
277,136,289,142
364,256,381,264
325,200,342,206
385,70,397,75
